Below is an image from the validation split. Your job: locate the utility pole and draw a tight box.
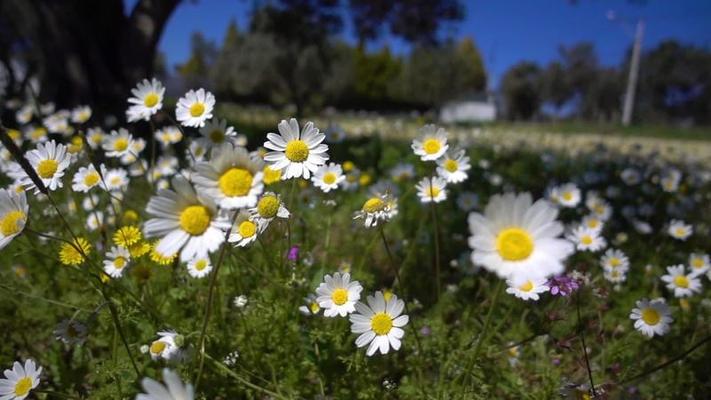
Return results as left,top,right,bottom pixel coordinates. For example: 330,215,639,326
622,19,644,127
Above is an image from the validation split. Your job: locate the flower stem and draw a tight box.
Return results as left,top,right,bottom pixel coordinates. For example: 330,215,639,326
576,290,597,397
428,181,441,301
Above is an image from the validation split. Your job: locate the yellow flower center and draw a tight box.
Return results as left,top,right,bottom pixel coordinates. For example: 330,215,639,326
7,129,21,140
362,197,385,213
144,92,159,107
691,258,704,268
114,138,129,152
331,288,349,305
209,130,224,143
309,302,320,314
675,227,686,236
382,291,393,302
238,220,257,238
59,238,91,266
423,138,441,155
218,168,253,197
587,219,599,229
111,176,121,186
31,127,47,140
195,259,209,271
610,258,620,267
37,159,59,179
518,280,534,292
343,161,354,171
641,308,660,325
190,102,205,117
496,227,534,261
0,210,26,236
371,312,393,335
257,195,279,218
14,376,32,396
84,171,100,187
428,186,441,199
284,140,309,162
179,205,211,235
263,166,281,185
444,159,458,172
674,275,689,288
114,257,127,269
150,340,167,354
562,192,573,201
323,172,337,185
581,235,593,245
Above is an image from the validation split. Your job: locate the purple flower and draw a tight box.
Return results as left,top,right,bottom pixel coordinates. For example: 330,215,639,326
287,246,299,262
547,274,580,297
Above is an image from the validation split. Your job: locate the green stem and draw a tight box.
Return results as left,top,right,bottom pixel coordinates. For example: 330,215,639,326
205,353,288,399
576,290,597,397
428,177,441,301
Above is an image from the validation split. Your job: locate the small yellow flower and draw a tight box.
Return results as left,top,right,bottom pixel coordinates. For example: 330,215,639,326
67,136,84,154
343,160,355,172
122,210,140,224
359,173,372,186
59,238,91,266
113,226,142,248
129,241,151,258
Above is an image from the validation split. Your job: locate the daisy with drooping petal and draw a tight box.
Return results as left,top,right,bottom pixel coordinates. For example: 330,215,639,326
263,118,329,180
176,88,215,128
193,143,264,209
103,128,135,159
228,211,260,248
299,294,321,316
353,193,397,228
567,225,606,252
136,368,194,400
316,272,363,317
630,298,672,338
22,140,71,193
312,163,345,193
436,149,470,183
199,118,236,147
53,318,87,345
349,291,408,356
0,189,28,251
668,220,692,241
411,124,448,161
468,192,574,282
103,246,131,278
126,78,165,122
248,192,289,229
661,265,702,297
144,176,228,262
601,248,629,270
0,359,42,400
72,164,104,193
550,183,581,208
59,237,91,266
148,331,182,361
688,253,710,276
505,277,549,301
187,256,212,278
415,176,447,203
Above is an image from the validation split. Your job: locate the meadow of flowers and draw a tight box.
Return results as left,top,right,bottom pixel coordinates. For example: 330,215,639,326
0,79,710,399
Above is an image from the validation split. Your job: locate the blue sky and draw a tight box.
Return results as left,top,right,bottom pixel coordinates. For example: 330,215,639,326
126,0,711,87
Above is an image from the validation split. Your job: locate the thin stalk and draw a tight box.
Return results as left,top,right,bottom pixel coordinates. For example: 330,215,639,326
205,353,287,399
467,280,503,372
576,290,597,397
428,177,441,301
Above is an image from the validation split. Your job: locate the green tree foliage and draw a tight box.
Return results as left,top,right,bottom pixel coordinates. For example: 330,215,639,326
176,32,218,89
501,62,542,120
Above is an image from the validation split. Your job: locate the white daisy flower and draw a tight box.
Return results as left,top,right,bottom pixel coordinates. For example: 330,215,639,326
550,183,581,208
228,211,260,248
22,140,71,193
415,176,447,203
121,138,146,165
567,225,606,252
660,169,681,193
411,124,448,161
630,298,673,337
456,191,479,212
601,248,629,270
187,256,213,278
0,359,42,400
86,211,104,231
661,265,702,297
148,331,182,361
72,164,104,193
505,277,549,301
689,253,710,276
25,126,48,144
248,192,290,229
353,193,397,228
299,294,321,316
71,105,92,124
15,105,33,125
468,192,574,282
316,272,363,317
389,163,415,182
144,176,229,262
620,168,641,185
436,149,470,183
198,118,236,147
126,78,165,122
103,128,135,159
86,127,105,149
312,162,345,193
193,142,264,209
603,267,628,283
263,118,329,180
103,246,131,278
0,189,28,251
53,319,88,345
176,88,215,128
103,168,129,192
668,220,692,241
349,291,408,356
136,369,193,400
581,215,604,232
188,140,209,163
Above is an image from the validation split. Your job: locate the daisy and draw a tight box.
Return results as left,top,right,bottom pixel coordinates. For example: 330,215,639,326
411,124,448,161
415,176,447,203
436,149,470,183
0,359,42,400
103,168,129,192
149,331,182,361
661,265,702,297
688,253,710,276
668,220,692,241
389,163,415,182
0,189,28,250
126,78,165,122
263,118,329,180
53,319,88,345
660,169,681,193
581,215,604,232
567,225,606,252
58,237,91,266
586,196,612,220
550,183,581,208
176,88,215,128
468,192,574,282
86,211,104,231
349,291,408,356
620,168,641,185
193,143,264,209
603,267,628,283
103,246,131,278
136,369,194,400
102,128,135,159
23,140,71,193
199,118,236,146
299,294,322,316
505,277,550,301
315,272,363,317
456,191,479,212
144,176,228,262
353,193,397,228
312,162,345,193
601,248,629,270
121,138,146,165
72,164,104,193
630,298,673,338
26,126,48,143
86,127,105,149
228,211,260,247
71,105,92,124
248,192,290,229
187,256,212,278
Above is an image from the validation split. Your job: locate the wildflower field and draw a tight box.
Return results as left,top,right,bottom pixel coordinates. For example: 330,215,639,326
1,82,710,399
